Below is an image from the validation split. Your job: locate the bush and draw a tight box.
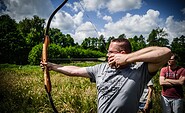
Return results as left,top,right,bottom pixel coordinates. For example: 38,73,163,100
28,44,106,65
65,46,105,58
28,44,64,65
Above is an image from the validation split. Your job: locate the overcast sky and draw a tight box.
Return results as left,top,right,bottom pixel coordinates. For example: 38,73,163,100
1,0,185,44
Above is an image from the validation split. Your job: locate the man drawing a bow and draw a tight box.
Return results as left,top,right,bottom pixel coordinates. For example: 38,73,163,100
41,37,171,113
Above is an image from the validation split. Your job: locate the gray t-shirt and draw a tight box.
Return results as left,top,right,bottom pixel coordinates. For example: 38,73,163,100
86,62,153,113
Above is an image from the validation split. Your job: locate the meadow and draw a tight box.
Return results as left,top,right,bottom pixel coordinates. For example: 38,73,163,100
0,63,173,113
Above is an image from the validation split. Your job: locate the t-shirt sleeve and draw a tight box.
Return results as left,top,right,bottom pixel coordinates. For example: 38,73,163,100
86,63,108,83
86,63,105,83
86,66,97,83
160,67,167,77
180,68,185,77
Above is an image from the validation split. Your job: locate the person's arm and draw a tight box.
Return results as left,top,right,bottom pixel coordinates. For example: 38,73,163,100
168,69,185,85
43,62,90,78
166,76,185,85
109,46,172,73
159,68,185,86
159,76,173,86
160,76,185,86
144,85,153,111
159,67,173,86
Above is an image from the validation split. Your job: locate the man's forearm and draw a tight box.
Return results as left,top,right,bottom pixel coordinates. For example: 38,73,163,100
165,78,185,86
160,77,174,86
160,80,174,86
47,63,88,77
48,63,76,75
125,46,171,63
160,79,184,86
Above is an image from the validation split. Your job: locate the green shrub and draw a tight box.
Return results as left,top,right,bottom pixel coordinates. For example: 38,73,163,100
28,44,106,65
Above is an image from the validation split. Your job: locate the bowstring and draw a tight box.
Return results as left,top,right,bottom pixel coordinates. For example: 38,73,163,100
78,0,100,38
78,0,107,51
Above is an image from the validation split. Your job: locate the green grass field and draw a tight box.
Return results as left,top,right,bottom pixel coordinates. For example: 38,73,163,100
0,63,183,113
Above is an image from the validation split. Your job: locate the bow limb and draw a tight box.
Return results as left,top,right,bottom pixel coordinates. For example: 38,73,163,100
42,35,51,93
42,0,68,112
42,35,58,113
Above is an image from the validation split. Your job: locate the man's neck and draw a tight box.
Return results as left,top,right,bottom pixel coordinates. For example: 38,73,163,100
169,65,178,70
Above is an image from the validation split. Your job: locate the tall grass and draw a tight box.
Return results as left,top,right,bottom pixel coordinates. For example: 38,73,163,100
0,63,97,113
1,63,184,113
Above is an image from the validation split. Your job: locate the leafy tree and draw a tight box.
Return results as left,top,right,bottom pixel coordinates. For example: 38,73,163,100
0,15,26,64
17,18,32,37
170,35,185,66
91,38,98,50
50,28,65,45
65,34,76,47
118,34,126,39
81,38,91,49
81,36,107,52
138,35,146,49
49,28,76,47
81,37,98,50
128,35,146,52
147,29,158,46
147,28,168,46
158,37,169,47
98,35,107,52
18,15,45,48
16,15,45,64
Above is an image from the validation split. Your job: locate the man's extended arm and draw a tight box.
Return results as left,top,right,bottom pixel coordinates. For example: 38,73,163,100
109,46,172,73
42,62,90,78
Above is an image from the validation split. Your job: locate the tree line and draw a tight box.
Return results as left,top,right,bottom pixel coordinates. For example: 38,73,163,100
0,14,184,66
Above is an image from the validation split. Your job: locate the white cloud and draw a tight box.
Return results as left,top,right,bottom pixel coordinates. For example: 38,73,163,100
1,0,53,22
107,0,142,13
73,11,84,26
97,11,102,18
164,16,185,43
71,22,99,44
66,2,81,12
54,8,184,44
50,11,75,32
82,0,105,11
100,9,161,40
103,15,112,22
49,11,85,39
71,0,142,14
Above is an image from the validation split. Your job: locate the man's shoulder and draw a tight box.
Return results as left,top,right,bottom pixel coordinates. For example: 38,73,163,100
88,62,108,69
97,62,108,67
177,66,185,74
178,66,185,70
161,66,168,71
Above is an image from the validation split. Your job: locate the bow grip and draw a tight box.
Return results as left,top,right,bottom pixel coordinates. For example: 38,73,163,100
42,35,52,93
